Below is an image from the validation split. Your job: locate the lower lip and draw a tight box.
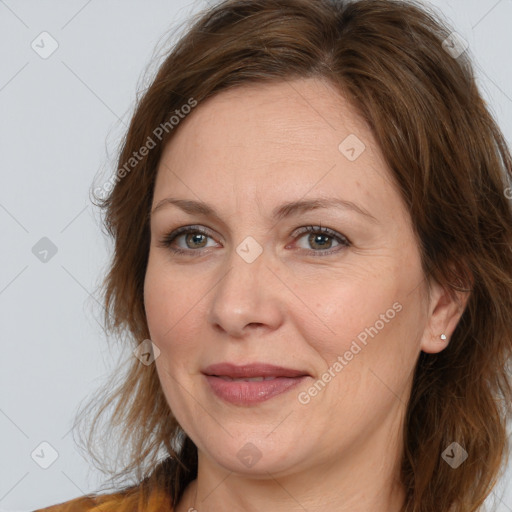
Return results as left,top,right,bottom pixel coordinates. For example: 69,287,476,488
204,375,309,406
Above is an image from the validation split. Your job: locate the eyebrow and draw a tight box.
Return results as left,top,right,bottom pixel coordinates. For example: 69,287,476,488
151,196,378,224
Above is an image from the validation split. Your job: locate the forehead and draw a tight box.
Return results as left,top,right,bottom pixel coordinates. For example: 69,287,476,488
160,78,373,168
154,78,406,227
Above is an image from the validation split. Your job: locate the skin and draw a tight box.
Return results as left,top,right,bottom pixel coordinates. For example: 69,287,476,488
143,77,468,512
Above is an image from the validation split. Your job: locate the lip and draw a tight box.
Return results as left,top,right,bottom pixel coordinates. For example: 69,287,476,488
204,375,309,406
202,362,309,379
202,362,310,406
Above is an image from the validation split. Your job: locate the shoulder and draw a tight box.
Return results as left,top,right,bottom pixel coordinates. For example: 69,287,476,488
34,457,177,511
33,492,129,511
34,484,174,512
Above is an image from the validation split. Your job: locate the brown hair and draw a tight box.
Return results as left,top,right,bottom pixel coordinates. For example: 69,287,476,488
75,0,512,510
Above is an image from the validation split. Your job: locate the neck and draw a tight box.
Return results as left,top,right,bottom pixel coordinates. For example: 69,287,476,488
175,414,407,512
178,468,405,512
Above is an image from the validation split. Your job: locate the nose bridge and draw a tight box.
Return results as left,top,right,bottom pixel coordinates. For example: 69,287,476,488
207,236,282,336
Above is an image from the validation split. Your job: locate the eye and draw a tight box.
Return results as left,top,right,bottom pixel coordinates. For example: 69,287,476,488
157,225,218,256
157,224,350,257
291,225,350,255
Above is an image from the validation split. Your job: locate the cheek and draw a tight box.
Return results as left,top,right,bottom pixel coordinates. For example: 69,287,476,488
144,266,171,339
143,259,207,367
144,253,191,328
301,274,402,355
302,281,421,411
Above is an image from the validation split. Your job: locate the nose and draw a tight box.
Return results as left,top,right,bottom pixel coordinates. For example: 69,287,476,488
207,246,284,339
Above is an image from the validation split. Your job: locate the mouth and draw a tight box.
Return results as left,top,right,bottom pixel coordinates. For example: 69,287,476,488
201,362,311,406
202,362,310,379
214,375,281,382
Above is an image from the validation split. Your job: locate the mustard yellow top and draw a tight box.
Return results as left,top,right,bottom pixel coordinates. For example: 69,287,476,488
33,456,182,512
34,484,174,512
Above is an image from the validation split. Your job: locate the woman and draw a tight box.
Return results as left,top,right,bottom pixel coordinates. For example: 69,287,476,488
35,0,512,511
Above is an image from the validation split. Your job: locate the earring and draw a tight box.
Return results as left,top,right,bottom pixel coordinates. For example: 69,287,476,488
440,333,447,340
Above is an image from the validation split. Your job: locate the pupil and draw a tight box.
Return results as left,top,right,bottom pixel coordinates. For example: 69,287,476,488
311,234,331,249
187,233,206,248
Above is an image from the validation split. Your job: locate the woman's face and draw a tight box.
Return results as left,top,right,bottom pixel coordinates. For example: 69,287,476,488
144,78,450,479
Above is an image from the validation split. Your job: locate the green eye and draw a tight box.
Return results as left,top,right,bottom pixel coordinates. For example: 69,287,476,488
158,224,350,257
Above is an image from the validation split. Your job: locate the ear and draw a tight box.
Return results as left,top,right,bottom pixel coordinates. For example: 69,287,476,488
420,270,472,354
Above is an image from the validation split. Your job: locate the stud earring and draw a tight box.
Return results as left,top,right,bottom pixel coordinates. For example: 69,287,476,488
440,334,447,340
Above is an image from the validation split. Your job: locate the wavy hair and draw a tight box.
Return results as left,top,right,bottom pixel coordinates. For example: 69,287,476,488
75,1,512,510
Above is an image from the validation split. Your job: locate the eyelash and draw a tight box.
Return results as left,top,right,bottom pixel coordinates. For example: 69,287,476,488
157,224,350,257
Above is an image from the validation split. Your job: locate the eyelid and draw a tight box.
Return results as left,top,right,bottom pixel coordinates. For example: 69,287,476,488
157,224,218,250
158,223,350,255
288,225,350,254
291,224,349,242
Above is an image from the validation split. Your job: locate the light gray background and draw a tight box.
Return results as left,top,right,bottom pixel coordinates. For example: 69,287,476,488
1,1,511,511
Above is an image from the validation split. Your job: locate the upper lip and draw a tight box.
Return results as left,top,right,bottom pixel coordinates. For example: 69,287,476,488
202,362,310,378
